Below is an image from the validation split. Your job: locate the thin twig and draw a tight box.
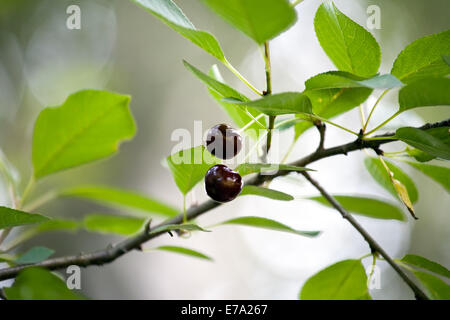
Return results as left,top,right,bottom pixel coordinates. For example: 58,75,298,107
363,89,389,133
301,171,429,300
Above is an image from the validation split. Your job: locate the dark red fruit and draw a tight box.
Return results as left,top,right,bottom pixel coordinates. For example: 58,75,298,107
206,124,242,160
205,165,243,203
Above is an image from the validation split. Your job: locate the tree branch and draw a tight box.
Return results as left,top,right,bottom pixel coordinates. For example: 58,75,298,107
301,171,429,300
315,122,326,152
0,118,447,289
263,41,275,158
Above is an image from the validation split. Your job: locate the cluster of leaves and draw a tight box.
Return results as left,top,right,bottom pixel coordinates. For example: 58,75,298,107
0,0,449,300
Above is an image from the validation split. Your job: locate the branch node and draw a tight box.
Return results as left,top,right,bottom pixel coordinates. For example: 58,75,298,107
373,147,384,156
315,122,326,152
144,219,153,234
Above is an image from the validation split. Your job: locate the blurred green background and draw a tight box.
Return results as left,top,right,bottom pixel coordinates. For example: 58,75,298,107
0,0,449,299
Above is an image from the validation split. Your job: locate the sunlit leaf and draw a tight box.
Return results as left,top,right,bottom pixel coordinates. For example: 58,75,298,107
392,178,417,219
32,90,136,178
305,71,402,90
314,2,380,77
396,127,450,160
413,271,450,300
398,78,450,112
153,245,212,261
0,206,49,230
405,127,450,162
33,219,80,233
62,186,179,217
216,216,320,237
4,267,84,300
391,29,450,83
300,259,370,300
184,61,247,101
224,92,312,116
2,219,80,251
202,0,296,44
166,145,221,195
406,162,450,193
364,157,418,203
131,0,226,61
401,254,450,278
309,195,406,221
184,61,265,140
83,214,146,236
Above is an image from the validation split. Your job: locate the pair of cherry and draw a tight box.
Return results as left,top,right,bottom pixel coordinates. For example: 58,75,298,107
205,124,243,203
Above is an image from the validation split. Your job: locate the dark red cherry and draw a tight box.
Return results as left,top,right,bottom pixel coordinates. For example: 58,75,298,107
205,165,243,203
206,124,242,160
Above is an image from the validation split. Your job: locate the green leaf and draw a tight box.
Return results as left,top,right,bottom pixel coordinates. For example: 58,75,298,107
0,206,49,230
295,87,372,139
131,0,226,61
4,267,84,300
216,216,320,237
224,92,312,116
15,246,55,265
405,127,450,162
305,71,403,90
202,0,296,44
33,219,80,233
0,254,16,264
364,157,418,203
314,2,380,77
396,127,450,160
184,61,248,101
207,65,266,140
391,29,450,83
32,90,136,179
240,185,294,201
62,186,179,217
166,145,221,195
83,214,146,236
398,78,450,112
300,259,370,300
406,147,437,163
401,254,450,278
296,69,377,140
406,162,450,193
150,223,211,235
184,61,265,139
413,271,450,300
236,163,313,176
309,195,406,221
154,245,212,261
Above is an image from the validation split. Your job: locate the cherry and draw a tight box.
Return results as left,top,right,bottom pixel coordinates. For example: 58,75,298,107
205,165,243,203
206,124,242,160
